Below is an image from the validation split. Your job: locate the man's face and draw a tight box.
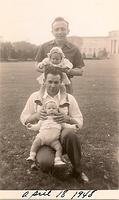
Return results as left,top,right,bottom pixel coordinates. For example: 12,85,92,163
44,74,62,96
52,21,69,41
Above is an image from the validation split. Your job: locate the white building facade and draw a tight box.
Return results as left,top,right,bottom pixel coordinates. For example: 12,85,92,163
109,31,119,55
69,30,119,58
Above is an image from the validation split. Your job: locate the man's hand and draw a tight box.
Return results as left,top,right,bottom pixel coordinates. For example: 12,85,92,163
74,124,81,133
66,68,83,76
37,109,48,120
25,109,47,125
53,112,70,124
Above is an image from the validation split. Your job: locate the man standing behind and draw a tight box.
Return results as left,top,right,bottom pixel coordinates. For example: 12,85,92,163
35,17,85,93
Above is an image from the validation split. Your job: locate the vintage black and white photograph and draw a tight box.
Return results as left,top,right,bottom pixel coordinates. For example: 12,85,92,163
0,0,119,195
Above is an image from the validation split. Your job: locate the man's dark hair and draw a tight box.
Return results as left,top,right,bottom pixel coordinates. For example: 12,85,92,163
44,64,63,81
52,17,69,28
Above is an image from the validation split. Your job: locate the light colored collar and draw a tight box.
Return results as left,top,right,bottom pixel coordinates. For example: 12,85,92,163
37,84,68,106
43,90,61,101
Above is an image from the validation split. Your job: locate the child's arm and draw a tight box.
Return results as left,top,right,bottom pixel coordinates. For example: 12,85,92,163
35,62,44,72
57,59,73,73
62,123,81,133
64,58,73,69
35,58,49,72
26,120,42,131
61,117,81,132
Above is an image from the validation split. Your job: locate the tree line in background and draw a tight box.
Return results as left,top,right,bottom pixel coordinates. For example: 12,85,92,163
0,41,109,62
0,41,38,61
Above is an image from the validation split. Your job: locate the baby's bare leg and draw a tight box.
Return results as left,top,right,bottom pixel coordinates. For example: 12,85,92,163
50,140,65,165
27,135,42,161
50,140,62,158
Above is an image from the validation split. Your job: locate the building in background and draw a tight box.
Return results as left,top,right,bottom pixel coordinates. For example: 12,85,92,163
1,31,119,61
69,30,119,59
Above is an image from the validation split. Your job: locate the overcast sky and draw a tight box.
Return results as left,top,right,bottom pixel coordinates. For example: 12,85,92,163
0,0,119,45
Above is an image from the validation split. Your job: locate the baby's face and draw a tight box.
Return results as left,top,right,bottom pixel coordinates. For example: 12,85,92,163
45,102,58,115
50,53,62,65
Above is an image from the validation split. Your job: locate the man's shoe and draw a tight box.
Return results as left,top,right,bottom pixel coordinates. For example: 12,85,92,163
31,162,38,170
54,157,66,166
26,156,35,162
72,170,89,183
52,162,72,180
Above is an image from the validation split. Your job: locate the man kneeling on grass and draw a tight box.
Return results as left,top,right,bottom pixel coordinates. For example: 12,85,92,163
20,65,89,183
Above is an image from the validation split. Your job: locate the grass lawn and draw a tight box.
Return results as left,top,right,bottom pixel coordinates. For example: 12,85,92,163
0,59,118,189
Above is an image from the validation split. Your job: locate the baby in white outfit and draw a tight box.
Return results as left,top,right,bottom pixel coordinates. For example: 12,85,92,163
36,47,73,86
26,100,66,167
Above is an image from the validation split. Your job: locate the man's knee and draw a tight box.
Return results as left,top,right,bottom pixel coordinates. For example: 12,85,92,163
61,128,81,154
36,145,55,172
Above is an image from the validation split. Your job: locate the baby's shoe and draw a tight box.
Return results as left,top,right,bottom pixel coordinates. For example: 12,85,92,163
26,152,36,162
31,162,38,170
54,157,66,166
26,156,35,162
26,157,38,170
